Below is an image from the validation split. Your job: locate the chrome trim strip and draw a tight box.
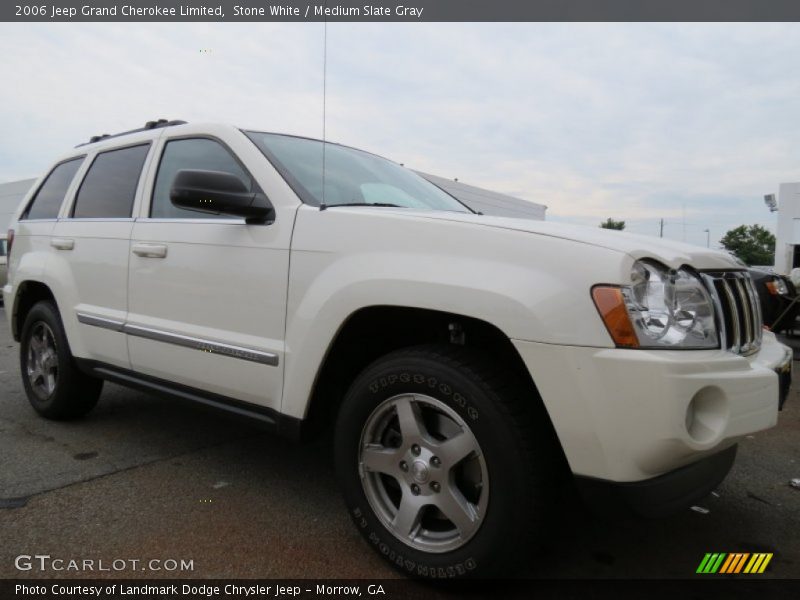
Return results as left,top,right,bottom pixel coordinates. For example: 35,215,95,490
136,218,242,224
76,312,125,332
58,218,135,223
123,324,279,366
77,312,279,366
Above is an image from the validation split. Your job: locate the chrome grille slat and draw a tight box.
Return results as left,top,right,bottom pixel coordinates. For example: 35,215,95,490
745,276,764,348
703,271,761,356
720,280,741,352
700,274,727,349
735,278,753,353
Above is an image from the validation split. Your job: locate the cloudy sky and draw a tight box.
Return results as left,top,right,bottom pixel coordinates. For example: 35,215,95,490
0,22,797,247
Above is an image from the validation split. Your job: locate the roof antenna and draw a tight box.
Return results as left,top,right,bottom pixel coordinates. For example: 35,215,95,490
319,10,329,211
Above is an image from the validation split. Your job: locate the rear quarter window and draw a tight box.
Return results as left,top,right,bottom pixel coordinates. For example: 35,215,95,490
22,157,85,220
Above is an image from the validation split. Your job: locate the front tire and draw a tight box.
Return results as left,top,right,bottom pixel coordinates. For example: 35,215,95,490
334,344,560,578
20,301,103,420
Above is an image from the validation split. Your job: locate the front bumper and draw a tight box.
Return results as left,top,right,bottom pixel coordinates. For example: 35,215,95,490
512,332,789,483
575,444,737,518
776,349,792,410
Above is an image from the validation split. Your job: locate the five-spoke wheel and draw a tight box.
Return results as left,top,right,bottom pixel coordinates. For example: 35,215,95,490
335,345,557,578
359,393,488,553
25,322,59,400
20,301,103,419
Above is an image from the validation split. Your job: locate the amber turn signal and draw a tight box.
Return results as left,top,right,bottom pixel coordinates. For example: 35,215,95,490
591,286,639,348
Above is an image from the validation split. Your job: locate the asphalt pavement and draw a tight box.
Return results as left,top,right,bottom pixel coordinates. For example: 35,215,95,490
1,305,799,579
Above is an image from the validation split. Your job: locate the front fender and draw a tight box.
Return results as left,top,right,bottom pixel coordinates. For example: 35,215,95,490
281,206,631,419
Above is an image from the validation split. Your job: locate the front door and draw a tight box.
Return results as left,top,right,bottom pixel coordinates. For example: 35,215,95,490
126,135,290,410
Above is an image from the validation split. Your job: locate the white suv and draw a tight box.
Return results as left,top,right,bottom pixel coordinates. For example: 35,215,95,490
3,120,791,578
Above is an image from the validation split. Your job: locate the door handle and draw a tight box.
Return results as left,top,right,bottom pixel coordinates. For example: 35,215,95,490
132,243,168,258
51,238,75,250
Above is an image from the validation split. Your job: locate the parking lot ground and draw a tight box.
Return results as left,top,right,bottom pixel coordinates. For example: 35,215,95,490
1,304,799,579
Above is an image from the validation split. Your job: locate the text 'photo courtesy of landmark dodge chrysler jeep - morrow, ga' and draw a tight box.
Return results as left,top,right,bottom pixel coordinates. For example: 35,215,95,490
3,120,792,578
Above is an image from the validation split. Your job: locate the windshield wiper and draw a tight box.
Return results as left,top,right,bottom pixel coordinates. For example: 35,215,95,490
321,202,402,210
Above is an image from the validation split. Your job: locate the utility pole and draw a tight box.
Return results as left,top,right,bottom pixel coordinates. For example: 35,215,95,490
659,218,664,238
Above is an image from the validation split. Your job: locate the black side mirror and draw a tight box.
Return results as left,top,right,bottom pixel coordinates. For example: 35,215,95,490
170,169,275,224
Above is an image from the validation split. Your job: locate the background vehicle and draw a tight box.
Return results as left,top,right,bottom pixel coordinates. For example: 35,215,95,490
749,267,800,333
2,120,790,578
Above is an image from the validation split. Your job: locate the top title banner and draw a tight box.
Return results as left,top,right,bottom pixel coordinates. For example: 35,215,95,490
5,0,800,22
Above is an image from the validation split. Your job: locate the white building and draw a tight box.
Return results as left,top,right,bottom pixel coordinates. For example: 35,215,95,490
418,172,546,220
0,178,35,231
773,182,800,274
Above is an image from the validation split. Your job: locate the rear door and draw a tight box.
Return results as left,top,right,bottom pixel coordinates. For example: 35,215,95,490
51,142,153,368
12,157,86,286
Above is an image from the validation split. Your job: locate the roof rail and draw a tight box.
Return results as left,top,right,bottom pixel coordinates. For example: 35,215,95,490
76,119,187,148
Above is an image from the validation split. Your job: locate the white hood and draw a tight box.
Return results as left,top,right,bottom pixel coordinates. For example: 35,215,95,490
394,210,742,271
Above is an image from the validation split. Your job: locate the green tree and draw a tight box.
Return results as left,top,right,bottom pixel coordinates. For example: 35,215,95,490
600,218,625,230
719,224,775,266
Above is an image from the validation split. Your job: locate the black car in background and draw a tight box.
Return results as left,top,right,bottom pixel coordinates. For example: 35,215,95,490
748,268,800,333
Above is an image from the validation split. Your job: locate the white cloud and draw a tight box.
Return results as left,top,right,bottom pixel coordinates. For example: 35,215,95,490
0,21,796,247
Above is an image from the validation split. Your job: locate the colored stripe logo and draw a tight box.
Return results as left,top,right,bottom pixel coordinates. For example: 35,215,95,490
696,552,773,574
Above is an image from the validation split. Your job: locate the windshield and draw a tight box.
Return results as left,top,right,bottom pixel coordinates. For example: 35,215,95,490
245,132,470,213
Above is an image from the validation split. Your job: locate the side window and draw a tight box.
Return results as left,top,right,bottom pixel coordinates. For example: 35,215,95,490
151,138,252,219
22,157,84,220
71,144,150,219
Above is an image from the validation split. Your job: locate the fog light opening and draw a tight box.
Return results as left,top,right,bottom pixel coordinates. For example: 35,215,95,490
686,387,728,444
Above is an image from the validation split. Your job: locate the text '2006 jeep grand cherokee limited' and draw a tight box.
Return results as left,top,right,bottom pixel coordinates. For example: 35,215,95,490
3,120,792,578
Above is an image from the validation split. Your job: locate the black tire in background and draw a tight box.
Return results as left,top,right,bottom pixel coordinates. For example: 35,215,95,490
19,300,103,420
334,344,562,578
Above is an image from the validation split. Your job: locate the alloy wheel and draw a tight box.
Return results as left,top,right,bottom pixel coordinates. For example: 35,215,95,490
358,393,489,553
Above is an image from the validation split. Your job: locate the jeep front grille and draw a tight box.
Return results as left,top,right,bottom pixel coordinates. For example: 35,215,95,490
702,271,762,356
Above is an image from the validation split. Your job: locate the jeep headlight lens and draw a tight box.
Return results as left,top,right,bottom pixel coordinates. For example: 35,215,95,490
593,260,719,349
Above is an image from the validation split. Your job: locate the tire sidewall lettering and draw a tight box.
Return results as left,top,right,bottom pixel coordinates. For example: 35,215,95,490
353,503,478,578
367,372,479,422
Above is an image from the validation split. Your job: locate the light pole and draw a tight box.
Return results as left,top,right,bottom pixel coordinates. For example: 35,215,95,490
704,228,710,248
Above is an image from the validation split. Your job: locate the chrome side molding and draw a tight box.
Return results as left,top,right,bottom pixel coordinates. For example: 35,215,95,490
76,312,125,332
76,312,279,366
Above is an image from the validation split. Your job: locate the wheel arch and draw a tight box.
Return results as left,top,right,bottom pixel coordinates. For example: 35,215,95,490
10,280,59,342
301,305,564,453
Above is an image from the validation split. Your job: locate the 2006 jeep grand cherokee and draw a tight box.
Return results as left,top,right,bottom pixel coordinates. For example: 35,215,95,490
3,120,792,578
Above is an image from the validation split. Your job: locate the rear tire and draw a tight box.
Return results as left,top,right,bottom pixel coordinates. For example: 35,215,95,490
334,344,561,578
20,301,103,420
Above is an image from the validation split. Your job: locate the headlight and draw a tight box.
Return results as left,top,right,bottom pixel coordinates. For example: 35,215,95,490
592,260,719,349
765,277,789,296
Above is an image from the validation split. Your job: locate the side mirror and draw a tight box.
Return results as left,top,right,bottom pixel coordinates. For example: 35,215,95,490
169,169,274,224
